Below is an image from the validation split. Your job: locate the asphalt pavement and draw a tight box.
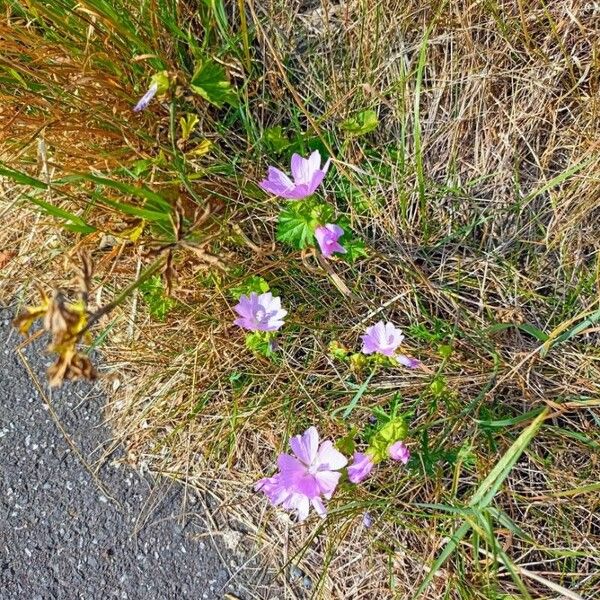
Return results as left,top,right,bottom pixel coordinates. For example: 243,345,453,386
0,305,279,600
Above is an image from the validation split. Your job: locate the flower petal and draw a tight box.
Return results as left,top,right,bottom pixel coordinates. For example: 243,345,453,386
397,354,420,369
316,440,347,470
315,470,341,498
290,426,319,466
290,153,312,184
311,496,327,518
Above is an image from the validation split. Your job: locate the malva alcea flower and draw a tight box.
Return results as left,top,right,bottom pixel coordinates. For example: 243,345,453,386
255,426,347,521
315,224,346,258
388,441,410,464
133,71,169,113
361,321,404,357
234,292,287,332
347,451,374,484
361,320,420,368
259,150,330,200
133,81,158,112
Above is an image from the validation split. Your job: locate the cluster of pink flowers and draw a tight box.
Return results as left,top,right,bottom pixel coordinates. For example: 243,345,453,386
233,297,420,369
348,442,410,484
256,426,411,521
259,151,347,259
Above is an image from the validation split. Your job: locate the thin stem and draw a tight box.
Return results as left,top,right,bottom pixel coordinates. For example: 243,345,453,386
83,255,166,333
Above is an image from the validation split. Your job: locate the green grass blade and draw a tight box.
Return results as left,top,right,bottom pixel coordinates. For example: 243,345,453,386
470,407,549,508
414,520,471,598
25,195,96,234
0,164,48,189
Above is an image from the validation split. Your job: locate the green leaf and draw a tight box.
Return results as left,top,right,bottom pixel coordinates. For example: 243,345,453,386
150,70,170,94
415,408,549,598
336,429,358,456
341,237,368,263
245,332,278,360
25,195,96,234
276,198,333,249
93,193,171,222
190,59,238,108
368,416,408,462
340,109,379,137
470,407,549,508
179,113,200,142
139,276,176,321
0,164,48,189
331,371,375,419
59,173,172,213
229,275,270,299
486,322,548,342
541,308,600,357
264,126,291,153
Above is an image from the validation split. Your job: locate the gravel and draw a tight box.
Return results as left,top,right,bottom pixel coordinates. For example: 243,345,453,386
0,306,279,599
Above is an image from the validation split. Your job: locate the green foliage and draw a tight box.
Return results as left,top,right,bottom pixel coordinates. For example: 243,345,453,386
229,275,270,299
276,198,333,249
190,59,238,108
408,318,455,343
416,432,477,477
336,428,358,456
340,236,368,263
245,332,279,360
139,276,176,321
328,340,349,360
0,163,48,189
24,195,96,234
340,109,379,137
368,416,408,463
263,126,291,154
179,113,200,142
228,370,251,392
150,70,170,94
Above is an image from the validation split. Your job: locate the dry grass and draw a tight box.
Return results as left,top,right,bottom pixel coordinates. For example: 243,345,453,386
2,0,600,598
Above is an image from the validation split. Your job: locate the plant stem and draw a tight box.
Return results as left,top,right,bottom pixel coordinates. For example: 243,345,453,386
84,255,166,332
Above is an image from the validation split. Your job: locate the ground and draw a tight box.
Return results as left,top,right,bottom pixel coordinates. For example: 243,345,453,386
0,305,281,600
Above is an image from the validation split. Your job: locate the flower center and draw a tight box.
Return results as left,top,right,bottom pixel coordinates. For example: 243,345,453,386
307,462,320,476
255,308,266,322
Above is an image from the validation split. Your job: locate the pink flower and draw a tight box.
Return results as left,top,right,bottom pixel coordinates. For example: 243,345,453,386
234,292,287,332
133,82,158,112
388,441,410,464
361,321,404,357
347,451,374,483
315,224,346,258
396,355,420,369
259,151,331,200
255,426,347,521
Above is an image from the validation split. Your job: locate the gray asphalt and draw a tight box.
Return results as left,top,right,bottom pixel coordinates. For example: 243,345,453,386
0,306,279,600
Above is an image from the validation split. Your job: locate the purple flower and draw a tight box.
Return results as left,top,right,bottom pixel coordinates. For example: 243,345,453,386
388,441,410,465
362,512,373,528
133,81,158,112
396,354,420,369
255,426,347,521
259,150,331,200
347,451,374,484
234,292,287,332
361,321,404,357
315,224,346,258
